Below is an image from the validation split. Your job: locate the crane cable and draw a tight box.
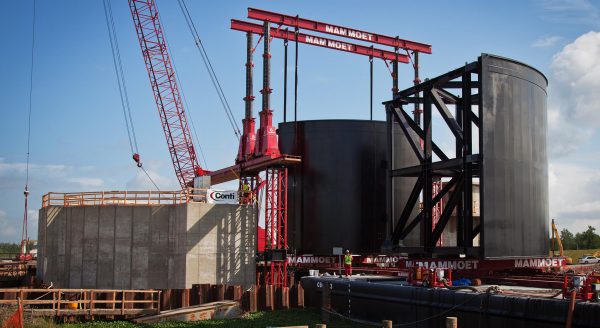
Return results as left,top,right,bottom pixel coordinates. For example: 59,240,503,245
21,0,37,258
176,0,241,140
102,0,159,191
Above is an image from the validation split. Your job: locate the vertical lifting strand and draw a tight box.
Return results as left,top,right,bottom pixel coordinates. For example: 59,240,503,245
176,0,241,139
369,55,373,120
103,0,139,157
294,23,299,122
128,0,203,188
21,0,37,260
283,37,288,123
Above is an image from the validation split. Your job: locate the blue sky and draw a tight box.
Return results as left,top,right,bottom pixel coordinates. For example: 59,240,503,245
1,0,600,242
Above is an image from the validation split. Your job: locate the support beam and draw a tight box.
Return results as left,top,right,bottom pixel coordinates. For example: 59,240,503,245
392,175,423,243
247,7,432,53
231,19,409,62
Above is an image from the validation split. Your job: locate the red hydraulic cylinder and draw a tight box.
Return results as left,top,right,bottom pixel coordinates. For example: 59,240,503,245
254,21,280,158
237,32,257,163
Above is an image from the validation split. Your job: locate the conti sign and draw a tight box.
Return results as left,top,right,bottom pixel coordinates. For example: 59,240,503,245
206,189,238,204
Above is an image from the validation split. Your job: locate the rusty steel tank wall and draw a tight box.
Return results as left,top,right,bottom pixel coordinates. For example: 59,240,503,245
278,120,416,254
480,54,549,258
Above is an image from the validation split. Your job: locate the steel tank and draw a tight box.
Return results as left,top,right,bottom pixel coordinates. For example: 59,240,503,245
480,54,549,257
278,120,416,254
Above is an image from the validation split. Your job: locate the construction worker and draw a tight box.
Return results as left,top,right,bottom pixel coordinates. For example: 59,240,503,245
344,249,353,277
241,178,251,204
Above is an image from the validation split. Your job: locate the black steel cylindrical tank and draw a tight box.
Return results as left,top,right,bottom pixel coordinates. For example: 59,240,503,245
279,120,415,254
480,54,549,257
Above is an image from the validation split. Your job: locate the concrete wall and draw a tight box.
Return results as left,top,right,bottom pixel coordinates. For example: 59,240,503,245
38,203,256,289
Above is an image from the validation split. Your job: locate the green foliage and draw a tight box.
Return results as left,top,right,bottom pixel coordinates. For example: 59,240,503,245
574,226,600,250
59,309,370,328
0,243,20,255
558,226,600,250
560,229,576,250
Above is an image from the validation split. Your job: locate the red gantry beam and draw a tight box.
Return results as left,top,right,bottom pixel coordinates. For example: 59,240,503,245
231,20,409,63
247,8,432,54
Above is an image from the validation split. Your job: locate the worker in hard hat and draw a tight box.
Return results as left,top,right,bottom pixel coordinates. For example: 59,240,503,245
344,249,353,277
241,178,251,204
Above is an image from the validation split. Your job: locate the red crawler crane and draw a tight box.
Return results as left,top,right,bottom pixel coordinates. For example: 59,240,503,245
127,0,204,188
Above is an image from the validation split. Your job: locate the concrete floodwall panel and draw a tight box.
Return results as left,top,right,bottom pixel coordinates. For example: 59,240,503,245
38,202,256,289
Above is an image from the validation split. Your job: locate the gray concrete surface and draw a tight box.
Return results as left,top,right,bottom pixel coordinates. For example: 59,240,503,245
38,203,256,289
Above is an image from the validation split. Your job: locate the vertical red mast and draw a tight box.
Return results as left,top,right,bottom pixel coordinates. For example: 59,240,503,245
128,0,203,188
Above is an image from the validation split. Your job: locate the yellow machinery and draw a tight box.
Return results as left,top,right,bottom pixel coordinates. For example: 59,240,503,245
551,219,572,265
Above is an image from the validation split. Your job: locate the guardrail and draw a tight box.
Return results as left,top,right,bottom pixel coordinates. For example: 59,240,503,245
0,289,160,317
41,189,209,208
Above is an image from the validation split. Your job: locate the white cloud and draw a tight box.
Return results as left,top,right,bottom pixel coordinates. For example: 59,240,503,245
0,159,67,175
532,36,563,48
67,177,104,188
0,210,18,239
547,31,600,157
538,0,600,27
125,169,178,191
549,162,600,233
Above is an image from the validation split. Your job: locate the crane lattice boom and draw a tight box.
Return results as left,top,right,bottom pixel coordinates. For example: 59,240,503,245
128,0,203,188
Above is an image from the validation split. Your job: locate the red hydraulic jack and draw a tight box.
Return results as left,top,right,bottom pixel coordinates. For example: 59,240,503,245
254,21,280,158
236,32,256,163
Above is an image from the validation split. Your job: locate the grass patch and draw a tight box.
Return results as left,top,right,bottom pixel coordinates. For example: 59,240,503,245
561,249,600,263
52,309,370,328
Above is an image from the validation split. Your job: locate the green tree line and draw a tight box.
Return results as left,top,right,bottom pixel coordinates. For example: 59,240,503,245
0,242,20,255
560,226,600,250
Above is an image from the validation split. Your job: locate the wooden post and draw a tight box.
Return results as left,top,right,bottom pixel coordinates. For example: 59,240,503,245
17,297,23,328
280,286,290,310
161,289,171,311
296,282,305,309
382,320,393,328
446,316,458,328
57,290,62,316
232,285,243,303
243,285,258,312
214,284,225,301
181,289,190,308
121,290,125,316
89,291,94,319
265,285,275,311
200,284,211,304
566,290,576,328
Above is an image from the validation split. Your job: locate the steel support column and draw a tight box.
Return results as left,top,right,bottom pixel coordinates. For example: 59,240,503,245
264,166,288,287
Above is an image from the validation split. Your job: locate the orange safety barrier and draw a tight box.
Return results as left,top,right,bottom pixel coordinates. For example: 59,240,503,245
41,189,208,208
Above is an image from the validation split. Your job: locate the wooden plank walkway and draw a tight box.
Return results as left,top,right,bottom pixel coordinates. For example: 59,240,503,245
132,301,242,324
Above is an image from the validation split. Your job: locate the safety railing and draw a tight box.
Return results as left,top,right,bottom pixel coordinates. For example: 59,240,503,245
41,189,208,208
0,288,160,317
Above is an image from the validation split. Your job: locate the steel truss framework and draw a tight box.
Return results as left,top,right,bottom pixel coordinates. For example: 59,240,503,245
128,0,202,188
385,60,481,256
263,167,288,286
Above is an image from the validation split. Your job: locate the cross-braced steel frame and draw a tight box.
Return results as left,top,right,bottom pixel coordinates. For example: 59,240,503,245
263,166,288,286
384,60,482,256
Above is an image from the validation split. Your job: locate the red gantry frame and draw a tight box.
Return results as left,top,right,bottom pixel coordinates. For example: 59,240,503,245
227,8,432,287
247,7,432,54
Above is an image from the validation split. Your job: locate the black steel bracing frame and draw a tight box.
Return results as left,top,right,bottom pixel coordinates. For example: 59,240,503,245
384,60,482,256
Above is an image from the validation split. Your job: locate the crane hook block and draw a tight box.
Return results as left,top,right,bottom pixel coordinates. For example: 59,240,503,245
132,153,142,167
